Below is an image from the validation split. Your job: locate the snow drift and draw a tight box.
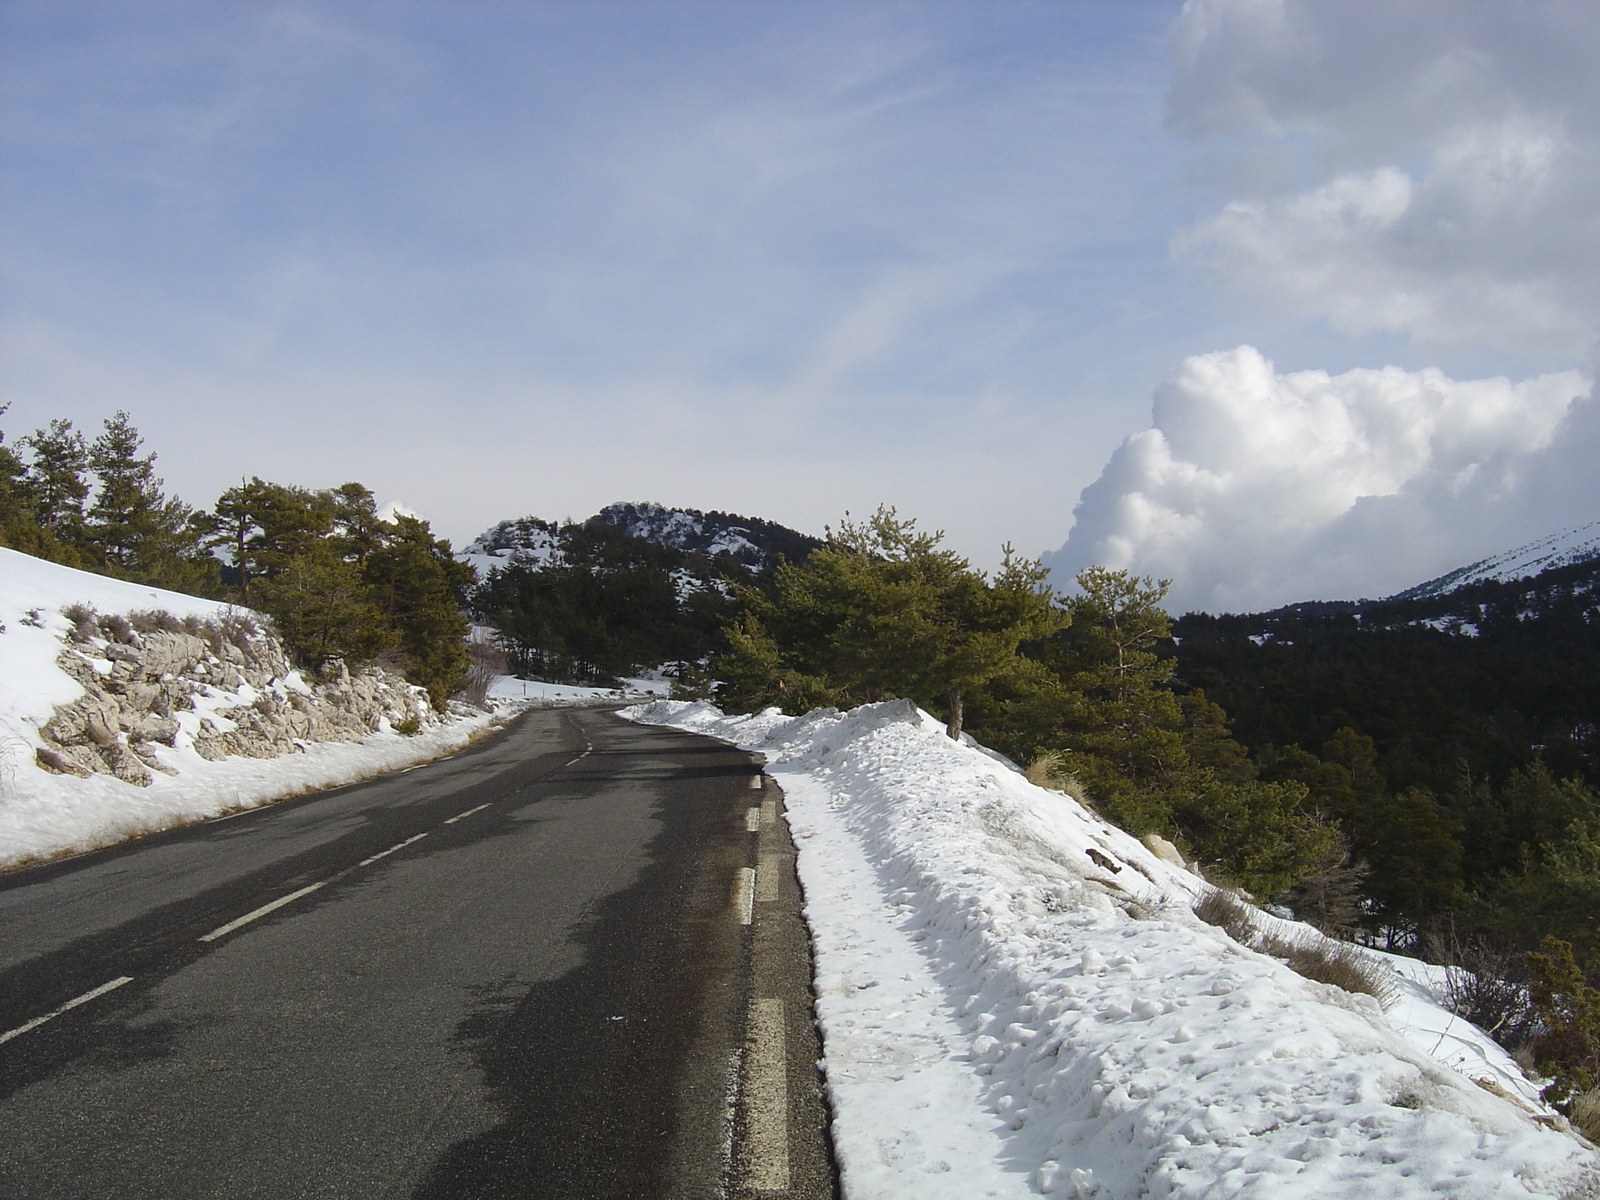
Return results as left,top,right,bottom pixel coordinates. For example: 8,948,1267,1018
625,698,1599,1199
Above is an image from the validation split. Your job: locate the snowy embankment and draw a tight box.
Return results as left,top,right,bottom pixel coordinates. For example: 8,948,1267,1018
624,699,1599,1200
0,548,509,869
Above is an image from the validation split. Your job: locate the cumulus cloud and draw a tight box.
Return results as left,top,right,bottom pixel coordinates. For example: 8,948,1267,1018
1043,346,1592,611
1168,0,1600,355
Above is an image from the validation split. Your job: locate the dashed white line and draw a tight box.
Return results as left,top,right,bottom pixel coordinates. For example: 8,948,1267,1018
357,832,429,868
198,881,329,942
742,998,791,1191
734,867,756,926
442,803,491,825
748,774,763,790
0,976,134,1047
745,807,761,833
755,853,781,903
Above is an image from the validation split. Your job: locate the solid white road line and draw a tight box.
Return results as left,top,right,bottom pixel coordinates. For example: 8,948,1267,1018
748,774,762,790
358,832,429,868
746,807,761,833
443,803,491,825
734,868,756,926
755,853,781,903
0,976,134,1047
743,998,791,1191
198,881,329,943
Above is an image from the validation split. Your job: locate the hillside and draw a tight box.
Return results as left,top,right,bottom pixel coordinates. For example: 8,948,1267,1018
465,502,822,682
1393,520,1600,601
0,547,495,867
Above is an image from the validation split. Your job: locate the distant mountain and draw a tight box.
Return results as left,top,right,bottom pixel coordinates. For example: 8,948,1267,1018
593,502,821,568
1389,520,1600,601
462,502,822,682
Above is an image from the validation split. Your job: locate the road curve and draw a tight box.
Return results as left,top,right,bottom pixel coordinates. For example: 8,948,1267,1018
0,706,834,1199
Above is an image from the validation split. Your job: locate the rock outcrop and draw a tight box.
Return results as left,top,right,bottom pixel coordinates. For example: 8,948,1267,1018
35,612,438,787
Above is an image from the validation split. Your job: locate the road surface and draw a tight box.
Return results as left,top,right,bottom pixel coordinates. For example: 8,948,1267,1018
0,706,834,1199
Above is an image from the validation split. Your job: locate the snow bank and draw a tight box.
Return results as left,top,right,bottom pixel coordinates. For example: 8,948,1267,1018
624,698,1598,1200
0,548,500,868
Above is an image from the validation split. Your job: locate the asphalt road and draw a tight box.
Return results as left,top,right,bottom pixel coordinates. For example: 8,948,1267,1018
0,706,835,1199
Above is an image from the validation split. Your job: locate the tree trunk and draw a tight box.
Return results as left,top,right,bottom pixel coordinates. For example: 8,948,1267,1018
946,686,964,740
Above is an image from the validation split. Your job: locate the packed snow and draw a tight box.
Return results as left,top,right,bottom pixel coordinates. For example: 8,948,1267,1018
1395,520,1600,601
0,548,508,869
625,698,1599,1200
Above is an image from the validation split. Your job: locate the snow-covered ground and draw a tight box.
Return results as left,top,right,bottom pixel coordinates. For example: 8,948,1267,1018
484,673,670,705
624,698,1599,1200
0,548,510,868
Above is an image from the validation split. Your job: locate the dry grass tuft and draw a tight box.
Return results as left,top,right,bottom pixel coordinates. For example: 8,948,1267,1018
1193,887,1256,944
1570,1089,1600,1142
1195,886,1398,1008
1258,927,1399,1009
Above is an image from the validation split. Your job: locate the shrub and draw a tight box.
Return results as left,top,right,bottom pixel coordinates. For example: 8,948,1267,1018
127,608,182,635
394,714,421,736
1571,1088,1600,1142
1527,935,1600,1112
1193,887,1255,944
61,603,97,641
97,612,133,643
1258,929,1399,1009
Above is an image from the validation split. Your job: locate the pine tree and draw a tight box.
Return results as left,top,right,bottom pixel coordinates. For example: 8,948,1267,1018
22,417,90,552
83,411,209,588
253,545,395,669
364,515,473,708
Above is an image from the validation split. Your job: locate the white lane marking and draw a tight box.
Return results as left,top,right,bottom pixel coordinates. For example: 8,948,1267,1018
443,803,491,825
761,798,777,827
745,807,761,833
563,750,591,767
357,832,429,867
734,868,755,926
198,881,329,942
0,976,134,1047
743,998,790,1191
748,774,762,790
755,853,781,903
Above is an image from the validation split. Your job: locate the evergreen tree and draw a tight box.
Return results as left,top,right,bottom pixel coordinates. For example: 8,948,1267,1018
715,507,1060,736
83,411,211,589
253,545,396,669
365,515,473,708
22,417,90,553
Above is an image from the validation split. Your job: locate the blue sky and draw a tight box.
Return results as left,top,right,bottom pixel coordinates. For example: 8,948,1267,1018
4,2,1597,606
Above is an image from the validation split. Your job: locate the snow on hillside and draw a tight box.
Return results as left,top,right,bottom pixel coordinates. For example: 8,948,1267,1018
625,699,1598,1200
0,548,500,868
1394,520,1600,600
459,516,565,578
598,500,764,560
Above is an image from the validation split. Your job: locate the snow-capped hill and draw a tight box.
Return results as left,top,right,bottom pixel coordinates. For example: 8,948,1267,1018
1392,520,1600,601
459,516,565,577
594,501,819,567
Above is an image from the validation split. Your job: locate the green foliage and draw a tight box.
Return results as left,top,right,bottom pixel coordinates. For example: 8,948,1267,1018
365,515,473,709
715,507,1061,738
253,546,396,670
471,516,749,685
1527,936,1600,1112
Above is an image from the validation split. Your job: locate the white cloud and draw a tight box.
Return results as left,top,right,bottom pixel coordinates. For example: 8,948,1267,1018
1168,0,1600,356
1043,346,1592,611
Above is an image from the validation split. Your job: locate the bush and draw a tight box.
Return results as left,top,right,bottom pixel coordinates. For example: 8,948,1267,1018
1193,888,1255,944
1527,935,1600,1112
